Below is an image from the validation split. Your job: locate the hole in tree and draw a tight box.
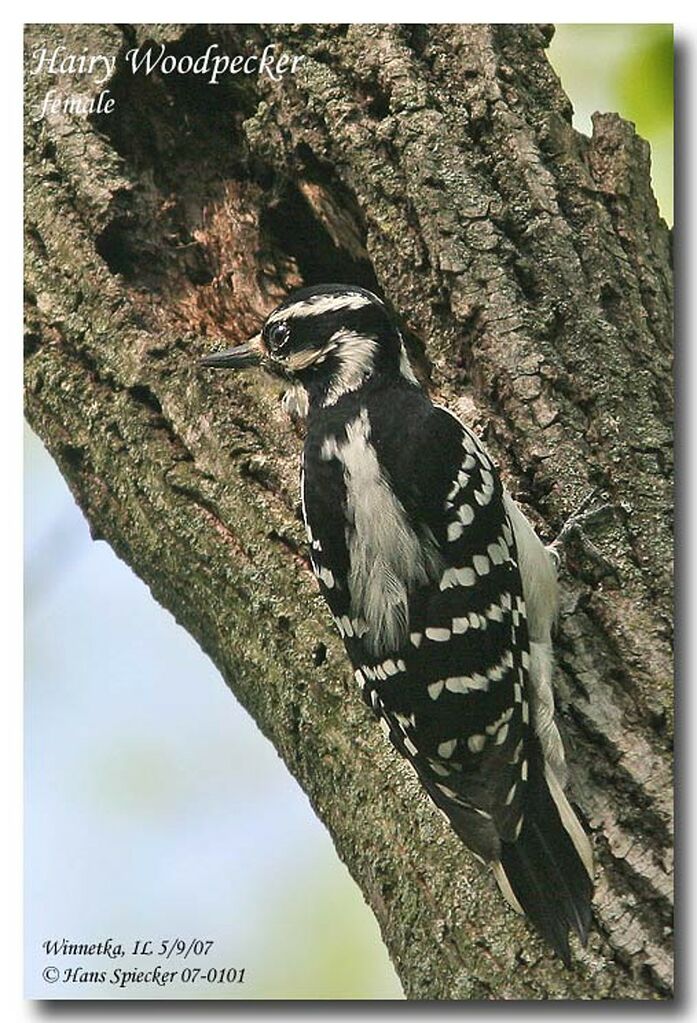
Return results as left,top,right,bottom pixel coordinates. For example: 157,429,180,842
260,180,380,292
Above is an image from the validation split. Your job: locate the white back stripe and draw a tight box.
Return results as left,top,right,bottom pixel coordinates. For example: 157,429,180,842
321,409,442,655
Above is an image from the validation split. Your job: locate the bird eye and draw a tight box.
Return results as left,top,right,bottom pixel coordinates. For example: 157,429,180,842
267,321,290,352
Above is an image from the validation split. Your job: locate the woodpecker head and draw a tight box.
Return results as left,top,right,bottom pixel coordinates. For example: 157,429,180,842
200,283,418,408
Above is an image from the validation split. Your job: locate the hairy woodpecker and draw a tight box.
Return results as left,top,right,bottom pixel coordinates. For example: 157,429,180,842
201,283,594,964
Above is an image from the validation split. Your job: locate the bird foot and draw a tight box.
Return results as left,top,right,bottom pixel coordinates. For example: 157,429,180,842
548,490,620,580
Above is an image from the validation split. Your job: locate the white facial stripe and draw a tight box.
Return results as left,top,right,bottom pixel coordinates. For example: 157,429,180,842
286,347,326,372
267,292,378,324
272,328,378,405
322,330,379,406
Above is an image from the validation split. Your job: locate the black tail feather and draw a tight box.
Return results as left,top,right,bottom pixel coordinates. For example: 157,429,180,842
498,749,593,966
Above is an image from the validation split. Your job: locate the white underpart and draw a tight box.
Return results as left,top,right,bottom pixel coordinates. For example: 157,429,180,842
267,292,377,324
322,408,443,656
321,330,379,406
503,489,566,785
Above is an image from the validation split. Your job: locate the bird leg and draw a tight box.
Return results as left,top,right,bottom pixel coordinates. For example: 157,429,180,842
547,490,620,579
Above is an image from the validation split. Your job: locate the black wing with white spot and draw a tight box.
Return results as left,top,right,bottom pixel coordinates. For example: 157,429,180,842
304,402,532,860
301,397,592,962
375,406,532,859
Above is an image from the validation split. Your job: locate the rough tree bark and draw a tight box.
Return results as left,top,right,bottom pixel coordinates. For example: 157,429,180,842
24,23,673,999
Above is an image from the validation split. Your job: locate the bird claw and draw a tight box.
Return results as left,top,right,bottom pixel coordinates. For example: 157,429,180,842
548,490,620,580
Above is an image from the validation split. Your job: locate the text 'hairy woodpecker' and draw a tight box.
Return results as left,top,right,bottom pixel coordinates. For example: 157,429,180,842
201,283,594,965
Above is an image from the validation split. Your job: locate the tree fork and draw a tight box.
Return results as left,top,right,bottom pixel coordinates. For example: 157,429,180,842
24,23,673,998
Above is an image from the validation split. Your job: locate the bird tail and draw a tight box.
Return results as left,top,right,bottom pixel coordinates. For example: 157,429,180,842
493,748,594,966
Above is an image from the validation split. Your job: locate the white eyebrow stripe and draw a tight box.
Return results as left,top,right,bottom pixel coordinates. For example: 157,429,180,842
268,292,378,323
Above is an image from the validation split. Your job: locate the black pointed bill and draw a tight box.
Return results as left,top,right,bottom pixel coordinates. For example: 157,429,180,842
199,333,263,370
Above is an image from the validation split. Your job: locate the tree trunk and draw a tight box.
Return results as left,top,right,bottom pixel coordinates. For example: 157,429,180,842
24,23,673,999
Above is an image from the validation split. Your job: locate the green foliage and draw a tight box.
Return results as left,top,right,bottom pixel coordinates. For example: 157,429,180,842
549,25,673,224
615,25,673,137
